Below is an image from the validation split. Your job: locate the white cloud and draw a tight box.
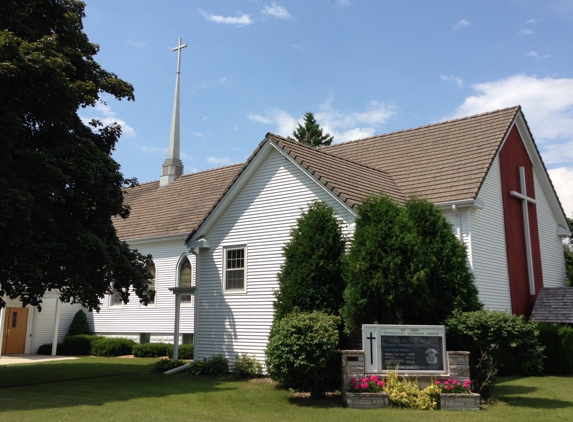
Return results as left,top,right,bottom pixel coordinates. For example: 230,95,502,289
200,10,253,26
454,19,470,30
141,146,166,154
548,167,573,217
517,28,534,35
526,19,538,24
81,101,136,138
126,39,146,48
180,152,193,160
206,156,235,165
441,75,464,87
248,99,395,143
526,51,551,60
262,3,292,20
219,77,228,83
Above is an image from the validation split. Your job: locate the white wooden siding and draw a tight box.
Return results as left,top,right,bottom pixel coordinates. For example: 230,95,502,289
195,149,355,364
92,237,195,337
441,208,471,269
534,170,567,288
471,155,512,311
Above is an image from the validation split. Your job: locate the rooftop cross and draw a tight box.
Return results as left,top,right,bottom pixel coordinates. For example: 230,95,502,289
510,166,537,295
160,38,187,187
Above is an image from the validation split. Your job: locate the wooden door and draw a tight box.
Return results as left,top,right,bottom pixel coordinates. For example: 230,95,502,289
2,307,29,354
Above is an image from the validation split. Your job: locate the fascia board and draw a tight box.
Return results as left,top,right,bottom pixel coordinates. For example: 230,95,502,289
267,142,358,217
188,141,275,243
513,114,570,229
436,198,485,210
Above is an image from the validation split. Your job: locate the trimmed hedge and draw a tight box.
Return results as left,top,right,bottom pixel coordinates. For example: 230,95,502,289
90,337,135,357
178,344,194,359
67,310,90,336
538,323,573,375
188,354,229,377
63,335,101,355
132,342,172,358
153,359,187,372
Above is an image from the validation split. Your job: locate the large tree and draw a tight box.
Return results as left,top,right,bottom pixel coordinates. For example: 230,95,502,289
289,112,334,147
0,0,152,311
273,201,346,320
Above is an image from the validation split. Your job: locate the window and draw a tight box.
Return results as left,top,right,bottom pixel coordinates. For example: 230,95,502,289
179,258,192,305
144,263,156,306
224,246,246,292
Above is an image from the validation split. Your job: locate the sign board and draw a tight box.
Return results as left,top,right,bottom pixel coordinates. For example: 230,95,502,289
362,324,447,374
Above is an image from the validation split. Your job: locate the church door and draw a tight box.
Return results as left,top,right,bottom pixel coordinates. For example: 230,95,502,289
2,307,29,354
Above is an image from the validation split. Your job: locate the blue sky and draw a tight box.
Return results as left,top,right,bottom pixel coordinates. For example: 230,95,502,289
82,0,573,216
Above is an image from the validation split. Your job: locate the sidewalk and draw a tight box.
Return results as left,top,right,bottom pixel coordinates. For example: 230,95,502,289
0,354,78,366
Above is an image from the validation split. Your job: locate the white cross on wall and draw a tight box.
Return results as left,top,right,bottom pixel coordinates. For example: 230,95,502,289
510,166,537,295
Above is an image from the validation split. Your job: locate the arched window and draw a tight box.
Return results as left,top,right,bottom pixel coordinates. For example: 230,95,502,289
178,256,192,305
147,262,156,306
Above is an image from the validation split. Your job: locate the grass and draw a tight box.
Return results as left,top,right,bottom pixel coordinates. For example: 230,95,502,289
0,358,572,421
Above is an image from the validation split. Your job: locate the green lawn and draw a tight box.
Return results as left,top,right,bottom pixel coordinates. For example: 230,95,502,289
0,358,572,421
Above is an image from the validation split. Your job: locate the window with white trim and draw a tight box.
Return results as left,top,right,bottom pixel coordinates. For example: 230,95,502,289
223,246,246,292
179,257,192,305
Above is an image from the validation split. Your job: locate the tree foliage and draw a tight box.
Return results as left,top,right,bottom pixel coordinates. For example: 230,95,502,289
342,195,427,333
565,217,573,287
273,201,346,320
405,197,482,322
0,0,152,310
289,112,334,147
342,195,482,334
265,311,340,399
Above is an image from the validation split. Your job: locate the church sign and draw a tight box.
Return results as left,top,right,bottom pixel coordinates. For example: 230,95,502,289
362,324,447,374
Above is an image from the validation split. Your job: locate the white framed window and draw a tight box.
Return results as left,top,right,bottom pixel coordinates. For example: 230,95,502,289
142,262,156,307
177,254,193,306
223,245,246,293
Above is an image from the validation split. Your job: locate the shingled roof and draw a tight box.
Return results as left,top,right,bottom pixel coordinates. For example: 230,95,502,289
324,106,520,203
114,164,243,241
531,288,573,324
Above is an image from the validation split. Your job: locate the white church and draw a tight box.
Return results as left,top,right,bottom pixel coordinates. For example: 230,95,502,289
2,39,570,361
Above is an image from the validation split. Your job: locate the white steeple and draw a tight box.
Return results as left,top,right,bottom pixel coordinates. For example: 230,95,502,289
160,38,187,187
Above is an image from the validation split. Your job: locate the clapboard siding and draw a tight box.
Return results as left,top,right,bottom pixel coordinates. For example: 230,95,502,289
92,237,196,337
472,154,512,311
534,171,567,288
195,149,355,364
441,208,471,268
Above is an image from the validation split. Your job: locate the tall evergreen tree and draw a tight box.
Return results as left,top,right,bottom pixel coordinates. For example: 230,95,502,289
274,201,346,320
0,0,153,310
289,112,334,147
342,195,428,334
404,197,482,322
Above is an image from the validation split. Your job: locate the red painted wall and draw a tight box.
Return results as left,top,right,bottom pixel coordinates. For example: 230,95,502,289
499,125,544,317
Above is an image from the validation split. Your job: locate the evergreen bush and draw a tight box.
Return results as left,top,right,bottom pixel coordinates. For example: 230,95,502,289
63,334,101,355
538,323,573,375
67,310,91,336
90,337,135,357
266,311,340,398
445,310,544,397
178,344,194,360
36,343,64,355
132,342,172,358
153,359,186,372
342,195,427,333
188,355,229,376
233,353,263,378
274,200,346,320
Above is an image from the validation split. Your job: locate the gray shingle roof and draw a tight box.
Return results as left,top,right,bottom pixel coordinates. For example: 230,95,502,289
531,287,573,324
324,106,520,203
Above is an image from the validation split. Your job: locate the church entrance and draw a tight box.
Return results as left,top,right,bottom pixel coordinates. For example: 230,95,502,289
2,307,29,354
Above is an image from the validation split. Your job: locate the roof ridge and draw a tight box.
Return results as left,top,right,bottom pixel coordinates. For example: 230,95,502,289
326,105,522,149
268,133,394,177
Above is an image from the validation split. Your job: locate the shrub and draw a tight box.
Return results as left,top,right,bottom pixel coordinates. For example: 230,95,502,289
538,323,573,375
188,355,229,377
233,353,263,379
266,311,340,398
445,310,544,398
36,343,64,355
384,370,440,410
153,359,186,372
132,342,172,358
67,310,91,336
178,344,194,360
63,334,101,355
90,337,135,357
274,200,346,321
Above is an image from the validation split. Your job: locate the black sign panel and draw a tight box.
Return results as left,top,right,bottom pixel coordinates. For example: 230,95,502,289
381,335,444,371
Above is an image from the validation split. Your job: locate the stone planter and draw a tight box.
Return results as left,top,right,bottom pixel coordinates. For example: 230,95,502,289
343,392,389,409
440,393,481,410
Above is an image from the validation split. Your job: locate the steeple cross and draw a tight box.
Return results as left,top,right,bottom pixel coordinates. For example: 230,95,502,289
510,166,537,295
172,38,187,74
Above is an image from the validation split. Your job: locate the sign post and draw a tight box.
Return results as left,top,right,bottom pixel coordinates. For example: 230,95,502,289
363,324,447,374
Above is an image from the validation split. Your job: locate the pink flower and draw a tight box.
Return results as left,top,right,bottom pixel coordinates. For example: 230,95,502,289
361,383,368,389
371,375,379,381
377,381,385,387
435,380,441,385
363,377,370,382
453,380,459,385
355,385,360,390
351,378,356,384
